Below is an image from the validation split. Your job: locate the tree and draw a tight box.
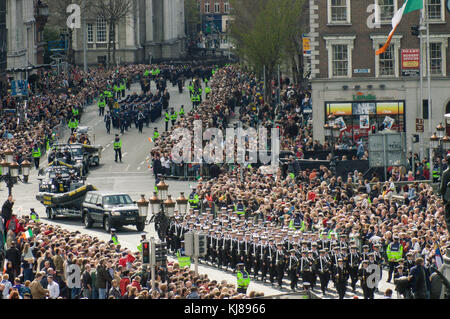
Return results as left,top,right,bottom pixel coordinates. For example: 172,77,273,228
185,0,200,38
91,0,134,68
229,0,304,100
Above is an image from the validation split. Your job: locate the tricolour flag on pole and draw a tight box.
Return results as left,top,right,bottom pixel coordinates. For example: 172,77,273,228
148,137,153,143
18,229,33,243
376,0,423,55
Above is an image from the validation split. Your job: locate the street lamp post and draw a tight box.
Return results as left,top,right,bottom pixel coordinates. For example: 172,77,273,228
0,149,26,196
176,192,188,218
325,114,339,175
430,123,450,182
149,178,175,241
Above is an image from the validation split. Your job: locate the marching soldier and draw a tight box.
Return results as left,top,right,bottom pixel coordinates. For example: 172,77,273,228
260,237,270,282
104,111,112,134
316,249,331,295
348,245,361,292
244,233,252,274
251,235,260,279
361,244,371,261
300,251,313,287
287,249,299,291
359,260,375,299
266,239,276,284
334,258,349,299
275,242,286,288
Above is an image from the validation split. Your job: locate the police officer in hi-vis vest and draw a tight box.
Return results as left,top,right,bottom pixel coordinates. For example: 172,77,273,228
113,134,122,162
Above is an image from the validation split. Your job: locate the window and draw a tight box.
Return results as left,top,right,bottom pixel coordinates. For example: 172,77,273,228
87,23,93,43
427,0,444,21
328,0,351,24
376,0,396,23
371,35,402,77
214,0,220,13
204,1,210,13
324,36,355,78
332,44,348,77
430,42,442,75
379,44,395,76
96,17,107,43
224,1,229,13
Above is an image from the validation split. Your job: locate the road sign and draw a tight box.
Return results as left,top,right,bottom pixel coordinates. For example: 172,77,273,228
416,118,424,132
194,232,207,257
184,231,194,256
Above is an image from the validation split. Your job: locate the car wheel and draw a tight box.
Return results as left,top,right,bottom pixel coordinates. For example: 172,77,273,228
104,217,112,233
136,222,145,232
46,207,51,219
83,213,93,228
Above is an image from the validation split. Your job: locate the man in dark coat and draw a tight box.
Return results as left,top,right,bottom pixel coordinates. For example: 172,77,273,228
439,153,450,233
5,241,21,279
1,195,14,229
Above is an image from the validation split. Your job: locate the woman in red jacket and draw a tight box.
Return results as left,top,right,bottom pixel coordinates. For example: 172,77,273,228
5,214,25,235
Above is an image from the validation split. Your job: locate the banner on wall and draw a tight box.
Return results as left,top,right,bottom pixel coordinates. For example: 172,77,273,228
353,102,376,115
360,115,370,129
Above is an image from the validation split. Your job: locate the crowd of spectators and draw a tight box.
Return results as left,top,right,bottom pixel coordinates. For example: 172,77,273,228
0,212,263,299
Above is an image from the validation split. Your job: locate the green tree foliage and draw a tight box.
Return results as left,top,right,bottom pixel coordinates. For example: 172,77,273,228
230,0,304,99
185,0,200,37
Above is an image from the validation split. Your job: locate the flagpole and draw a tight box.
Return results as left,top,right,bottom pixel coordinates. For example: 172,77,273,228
425,0,433,182
419,0,425,160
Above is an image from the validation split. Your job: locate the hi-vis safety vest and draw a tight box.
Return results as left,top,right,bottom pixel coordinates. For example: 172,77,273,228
113,140,122,150
170,112,177,121
153,131,160,140
386,242,403,261
165,112,170,122
234,203,245,215
179,107,185,116
32,148,41,158
177,250,191,268
237,270,250,288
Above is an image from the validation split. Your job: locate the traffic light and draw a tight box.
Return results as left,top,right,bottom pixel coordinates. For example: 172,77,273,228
155,242,168,263
142,241,150,264
371,125,376,134
194,232,207,257
411,25,420,36
184,232,194,257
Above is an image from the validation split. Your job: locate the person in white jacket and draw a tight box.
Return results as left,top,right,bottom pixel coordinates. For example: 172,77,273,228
47,275,60,299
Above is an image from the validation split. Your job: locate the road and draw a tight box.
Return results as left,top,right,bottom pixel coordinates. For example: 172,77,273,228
6,78,398,299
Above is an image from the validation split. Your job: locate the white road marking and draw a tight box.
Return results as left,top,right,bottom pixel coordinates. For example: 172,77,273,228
106,144,111,148
140,161,145,165
137,166,141,171
123,152,128,157
126,164,130,171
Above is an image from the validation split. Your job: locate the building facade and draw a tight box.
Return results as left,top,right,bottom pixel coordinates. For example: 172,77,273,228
198,0,231,33
72,0,186,66
6,0,38,79
308,0,450,156
0,0,7,92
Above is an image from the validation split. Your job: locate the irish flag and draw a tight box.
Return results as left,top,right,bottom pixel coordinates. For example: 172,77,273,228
18,229,33,243
376,0,423,55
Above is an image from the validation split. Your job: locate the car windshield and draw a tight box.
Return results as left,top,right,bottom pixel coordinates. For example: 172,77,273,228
48,168,69,178
103,195,133,205
71,147,83,156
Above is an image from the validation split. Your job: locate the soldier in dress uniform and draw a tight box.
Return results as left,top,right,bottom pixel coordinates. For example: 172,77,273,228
244,233,253,275
275,242,286,288
358,260,374,299
405,252,415,274
316,249,331,295
267,238,276,284
300,250,313,287
348,245,361,292
339,234,348,250
260,236,270,282
221,230,231,270
287,249,299,291
361,244,371,261
330,246,341,285
335,258,349,299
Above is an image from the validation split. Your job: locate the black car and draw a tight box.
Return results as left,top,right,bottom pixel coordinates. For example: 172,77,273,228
81,191,146,232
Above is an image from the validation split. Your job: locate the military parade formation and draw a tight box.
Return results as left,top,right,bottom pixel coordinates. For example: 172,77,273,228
166,204,398,298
